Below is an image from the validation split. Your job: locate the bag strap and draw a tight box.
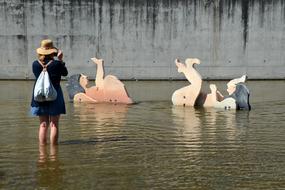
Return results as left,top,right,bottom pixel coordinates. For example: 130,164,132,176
38,60,53,71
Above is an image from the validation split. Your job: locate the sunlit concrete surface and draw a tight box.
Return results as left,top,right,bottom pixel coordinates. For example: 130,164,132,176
0,0,284,79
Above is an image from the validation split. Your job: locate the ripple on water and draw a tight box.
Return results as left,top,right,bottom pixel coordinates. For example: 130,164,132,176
0,87,285,189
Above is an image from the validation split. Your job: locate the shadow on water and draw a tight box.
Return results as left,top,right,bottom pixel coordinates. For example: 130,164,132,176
60,136,128,145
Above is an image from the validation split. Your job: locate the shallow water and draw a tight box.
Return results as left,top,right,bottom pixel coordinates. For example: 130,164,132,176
0,80,285,189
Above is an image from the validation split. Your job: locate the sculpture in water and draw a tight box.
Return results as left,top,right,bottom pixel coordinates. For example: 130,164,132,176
66,57,133,104
172,58,251,110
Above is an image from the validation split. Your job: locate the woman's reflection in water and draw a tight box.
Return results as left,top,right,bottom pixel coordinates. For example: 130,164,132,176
37,145,63,189
38,145,58,163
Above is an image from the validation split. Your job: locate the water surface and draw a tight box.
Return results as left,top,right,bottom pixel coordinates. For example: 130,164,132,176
0,80,285,189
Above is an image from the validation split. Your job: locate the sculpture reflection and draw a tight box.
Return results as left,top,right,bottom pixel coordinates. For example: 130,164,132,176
73,102,129,126
172,58,251,110
172,106,202,150
72,103,129,144
172,106,250,146
66,57,133,104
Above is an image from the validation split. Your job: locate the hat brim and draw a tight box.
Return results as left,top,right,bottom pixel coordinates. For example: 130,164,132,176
36,47,58,55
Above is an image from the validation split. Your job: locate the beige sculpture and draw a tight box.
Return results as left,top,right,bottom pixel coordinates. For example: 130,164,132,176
172,58,251,110
66,57,133,104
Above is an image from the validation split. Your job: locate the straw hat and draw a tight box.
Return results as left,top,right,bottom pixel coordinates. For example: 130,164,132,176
36,39,58,55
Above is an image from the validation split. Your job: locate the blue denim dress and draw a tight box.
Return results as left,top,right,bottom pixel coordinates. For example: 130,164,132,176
30,59,68,116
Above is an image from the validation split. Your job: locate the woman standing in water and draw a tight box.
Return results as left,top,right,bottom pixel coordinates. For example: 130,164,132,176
31,39,68,145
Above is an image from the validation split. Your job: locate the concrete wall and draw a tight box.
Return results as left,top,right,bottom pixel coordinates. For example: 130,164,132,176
0,0,284,80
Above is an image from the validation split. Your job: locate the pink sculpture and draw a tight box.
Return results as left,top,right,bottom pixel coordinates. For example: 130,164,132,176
172,58,251,110
66,57,133,104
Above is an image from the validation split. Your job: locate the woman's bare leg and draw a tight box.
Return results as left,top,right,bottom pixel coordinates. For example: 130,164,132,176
50,115,60,145
91,57,104,88
175,58,202,87
172,58,203,106
39,116,49,146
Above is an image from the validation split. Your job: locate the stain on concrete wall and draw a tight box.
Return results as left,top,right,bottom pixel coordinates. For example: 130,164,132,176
0,0,284,79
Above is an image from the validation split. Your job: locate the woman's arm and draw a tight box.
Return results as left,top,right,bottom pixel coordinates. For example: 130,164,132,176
216,90,224,101
32,61,42,78
175,58,202,87
57,50,68,76
60,62,68,76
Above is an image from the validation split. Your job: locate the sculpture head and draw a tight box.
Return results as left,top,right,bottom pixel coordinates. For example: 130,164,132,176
66,74,86,101
79,74,89,88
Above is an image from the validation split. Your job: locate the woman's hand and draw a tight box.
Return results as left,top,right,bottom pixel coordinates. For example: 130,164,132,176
57,50,63,61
